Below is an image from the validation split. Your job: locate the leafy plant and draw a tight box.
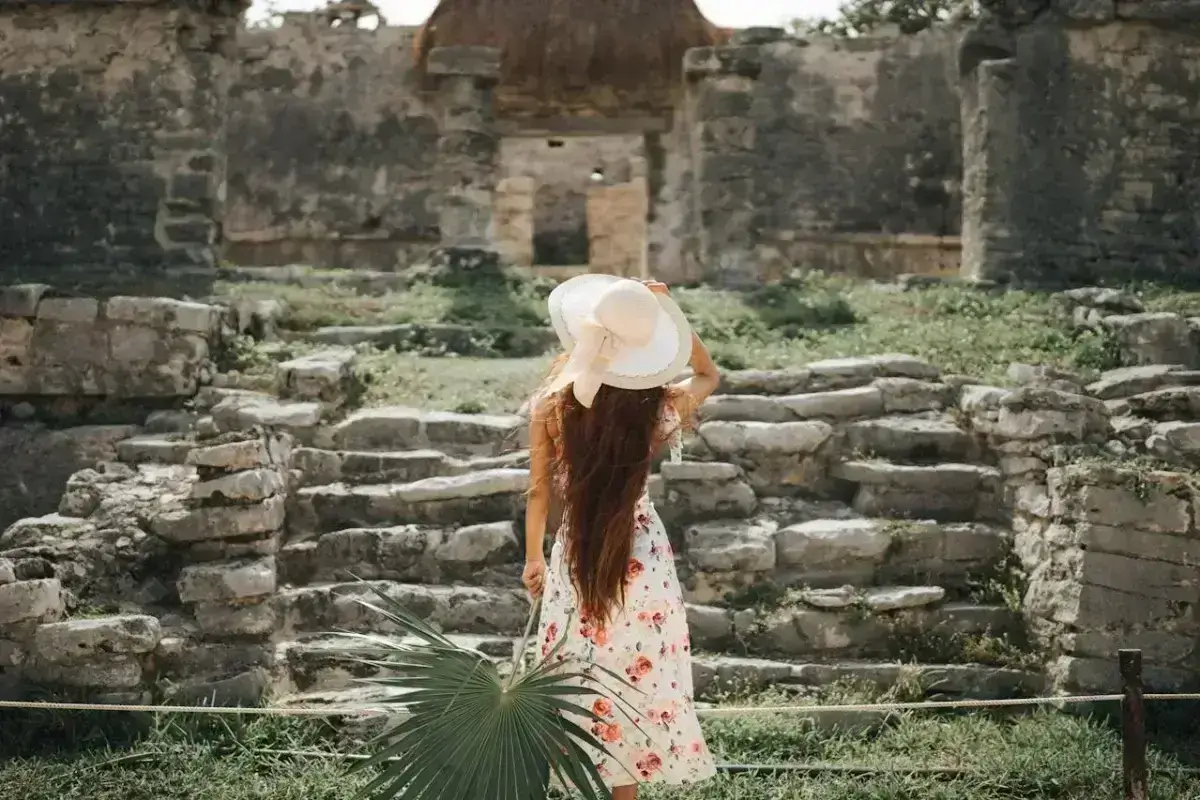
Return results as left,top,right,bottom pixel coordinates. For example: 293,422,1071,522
338,585,646,800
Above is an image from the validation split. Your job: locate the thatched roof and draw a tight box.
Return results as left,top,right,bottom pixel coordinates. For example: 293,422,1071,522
415,0,728,118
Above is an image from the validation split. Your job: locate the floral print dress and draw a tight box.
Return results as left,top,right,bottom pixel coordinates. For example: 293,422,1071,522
536,399,717,788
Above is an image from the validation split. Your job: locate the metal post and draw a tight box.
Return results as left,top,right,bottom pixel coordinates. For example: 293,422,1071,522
1120,649,1149,800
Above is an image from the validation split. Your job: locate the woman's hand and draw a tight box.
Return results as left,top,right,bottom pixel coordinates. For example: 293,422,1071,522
522,558,547,598
642,279,670,296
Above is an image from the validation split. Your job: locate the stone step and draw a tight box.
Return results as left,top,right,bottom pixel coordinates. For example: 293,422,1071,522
270,576,1023,689
681,517,1010,600
116,434,194,465
1086,364,1200,401
701,381,955,425
1106,386,1200,422
831,460,1002,521
688,595,1019,659
271,580,533,638
291,446,529,488
717,355,940,397
274,632,517,695
691,655,1042,700
318,407,526,456
841,416,979,463
278,521,522,586
286,468,528,537
270,641,1040,708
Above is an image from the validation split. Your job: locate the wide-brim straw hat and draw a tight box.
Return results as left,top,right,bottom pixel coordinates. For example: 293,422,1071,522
547,274,692,407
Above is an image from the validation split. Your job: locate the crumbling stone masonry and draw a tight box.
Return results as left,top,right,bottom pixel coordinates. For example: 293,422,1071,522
0,285,224,529
0,0,247,297
960,0,1200,288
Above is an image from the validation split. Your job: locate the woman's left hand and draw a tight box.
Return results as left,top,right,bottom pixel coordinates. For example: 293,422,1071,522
522,558,547,598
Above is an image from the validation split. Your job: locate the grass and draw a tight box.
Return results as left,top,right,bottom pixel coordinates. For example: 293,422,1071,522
210,272,1200,413
2,700,1198,800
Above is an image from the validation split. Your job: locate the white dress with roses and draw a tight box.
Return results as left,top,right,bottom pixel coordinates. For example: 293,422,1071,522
536,400,717,788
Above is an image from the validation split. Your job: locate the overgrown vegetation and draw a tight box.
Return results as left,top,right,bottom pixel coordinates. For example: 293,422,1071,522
209,272,1200,412
2,701,1198,799
794,0,973,38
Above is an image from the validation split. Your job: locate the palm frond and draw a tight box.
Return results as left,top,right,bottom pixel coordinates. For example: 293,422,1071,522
335,582,649,800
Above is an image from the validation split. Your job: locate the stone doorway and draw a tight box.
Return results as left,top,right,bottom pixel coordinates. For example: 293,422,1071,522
494,130,650,277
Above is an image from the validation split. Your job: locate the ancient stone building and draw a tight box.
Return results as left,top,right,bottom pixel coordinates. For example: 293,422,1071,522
0,0,247,297
2,0,1198,292
223,6,966,285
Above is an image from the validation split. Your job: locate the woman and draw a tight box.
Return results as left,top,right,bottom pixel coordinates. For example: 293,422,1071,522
522,275,721,798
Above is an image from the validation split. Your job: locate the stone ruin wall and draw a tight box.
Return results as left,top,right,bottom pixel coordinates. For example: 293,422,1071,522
0,0,244,298
707,26,965,285
0,284,226,531
2,283,1199,703
961,1,1200,288
220,20,965,284
224,19,442,271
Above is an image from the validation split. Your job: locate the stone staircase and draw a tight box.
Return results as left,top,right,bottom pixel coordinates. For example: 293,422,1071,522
246,355,1041,712
0,350,1045,716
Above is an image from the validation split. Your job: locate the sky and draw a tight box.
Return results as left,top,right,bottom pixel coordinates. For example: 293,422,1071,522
246,0,842,28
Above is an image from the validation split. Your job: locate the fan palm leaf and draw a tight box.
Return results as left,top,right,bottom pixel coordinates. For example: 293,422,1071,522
335,582,647,800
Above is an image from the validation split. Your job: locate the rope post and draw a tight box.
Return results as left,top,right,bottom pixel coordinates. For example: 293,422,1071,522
1119,649,1149,800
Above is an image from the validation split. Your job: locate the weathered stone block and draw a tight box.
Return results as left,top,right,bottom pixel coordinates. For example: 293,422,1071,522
700,395,792,423
873,378,955,413
187,435,291,471
777,387,883,420
34,657,145,689
1048,471,1192,533
150,496,286,543
33,615,161,664
0,513,96,549
116,434,194,465
863,586,945,612
37,297,98,324
191,468,286,504
774,519,890,572
211,396,323,437
194,600,277,638
1102,312,1200,369
435,521,518,565
685,520,777,572
843,417,975,462
698,421,833,455
275,348,358,405
0,558,14,585
995,387,1108,441
0,284,49,317
718,369,811,396
661,461,757,522
1080,551,1199,604
0,578,64,625
177,558,277,604
105,296,221,334
1086,365,1200,401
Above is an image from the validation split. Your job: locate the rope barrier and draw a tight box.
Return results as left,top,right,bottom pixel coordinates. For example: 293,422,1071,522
2,691,1199,719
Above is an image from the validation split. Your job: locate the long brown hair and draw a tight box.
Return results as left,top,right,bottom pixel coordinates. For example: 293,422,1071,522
554,382,666,626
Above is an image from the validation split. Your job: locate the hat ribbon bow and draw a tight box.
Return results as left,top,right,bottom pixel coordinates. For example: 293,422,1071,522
550,317,625,409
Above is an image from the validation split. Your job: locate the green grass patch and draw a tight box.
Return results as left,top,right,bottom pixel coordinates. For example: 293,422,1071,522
213,276,553,332
1,704,1197,799
211,273,1200,412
